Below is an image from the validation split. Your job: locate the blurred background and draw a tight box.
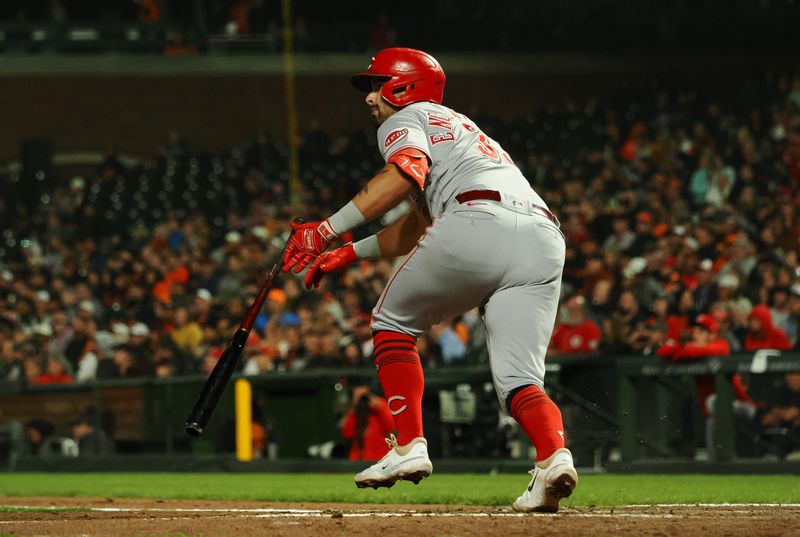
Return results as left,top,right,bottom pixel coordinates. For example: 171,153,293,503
0,0,799,474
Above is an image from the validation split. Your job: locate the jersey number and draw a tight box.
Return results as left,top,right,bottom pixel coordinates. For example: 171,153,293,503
477,134,501,163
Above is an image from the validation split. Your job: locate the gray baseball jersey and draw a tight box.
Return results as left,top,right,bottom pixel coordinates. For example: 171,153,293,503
377,102,549,218
371,101,565,410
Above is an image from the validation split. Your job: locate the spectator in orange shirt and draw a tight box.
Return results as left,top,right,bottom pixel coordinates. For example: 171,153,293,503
550,295,601,355
340,383,395,461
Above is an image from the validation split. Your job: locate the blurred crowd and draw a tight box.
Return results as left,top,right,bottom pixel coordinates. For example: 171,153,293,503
1,73,799,393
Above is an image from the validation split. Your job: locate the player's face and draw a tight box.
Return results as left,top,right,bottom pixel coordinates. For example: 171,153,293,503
365,80,397,126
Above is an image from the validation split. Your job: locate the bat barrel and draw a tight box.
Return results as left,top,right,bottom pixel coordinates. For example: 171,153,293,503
184,328,250,436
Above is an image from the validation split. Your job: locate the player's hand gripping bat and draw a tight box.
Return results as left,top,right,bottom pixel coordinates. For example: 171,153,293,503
184,219,301,437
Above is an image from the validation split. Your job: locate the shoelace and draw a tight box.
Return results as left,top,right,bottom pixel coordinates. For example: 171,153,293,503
385,433,398,450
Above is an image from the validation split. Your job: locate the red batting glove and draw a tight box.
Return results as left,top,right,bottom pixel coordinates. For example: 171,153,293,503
304,244,358,289
282,220,339,273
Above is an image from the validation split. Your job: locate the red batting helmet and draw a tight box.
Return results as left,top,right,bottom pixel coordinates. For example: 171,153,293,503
351,48,446,107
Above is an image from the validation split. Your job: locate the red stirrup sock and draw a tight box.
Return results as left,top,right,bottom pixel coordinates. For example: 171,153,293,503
508,385,565,461
373,330,425,446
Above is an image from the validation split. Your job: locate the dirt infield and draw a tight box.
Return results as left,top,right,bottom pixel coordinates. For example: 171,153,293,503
1,497,798,536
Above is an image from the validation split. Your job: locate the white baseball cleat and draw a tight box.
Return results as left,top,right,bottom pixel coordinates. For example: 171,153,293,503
354,434,433,489
512,448,578,513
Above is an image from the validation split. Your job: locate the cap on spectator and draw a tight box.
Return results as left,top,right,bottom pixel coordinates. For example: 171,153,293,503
225,231,242,243
280,312,301,327
699,258,714,271
197,288,212,302
791,283,800,297
718,274,740,290
112,323,130,338
78,300,96,314
693,314,718,335
35,290,50,303
673,225,687,236
0,269,12,282
653,223,670,237
207,346,223,360
623,257,647,279
636,211,653,224
684,237,700,250
268,288,287,304
251,226,269,240
70,176,86,190
131,322,150,337
32,323,53,337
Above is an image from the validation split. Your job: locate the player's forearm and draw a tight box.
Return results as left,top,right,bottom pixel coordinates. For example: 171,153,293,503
350,205,427,260
376,207,427,257
325,164,417,239
351,164,418,221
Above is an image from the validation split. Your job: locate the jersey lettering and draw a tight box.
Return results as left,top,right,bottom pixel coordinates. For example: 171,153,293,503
376,102,541,217
430,132,456,145
427,111,453,130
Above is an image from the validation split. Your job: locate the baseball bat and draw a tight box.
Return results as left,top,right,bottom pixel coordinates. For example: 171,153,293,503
184,220,300,437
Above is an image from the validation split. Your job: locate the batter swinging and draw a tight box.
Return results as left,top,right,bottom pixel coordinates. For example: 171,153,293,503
282,48,577,513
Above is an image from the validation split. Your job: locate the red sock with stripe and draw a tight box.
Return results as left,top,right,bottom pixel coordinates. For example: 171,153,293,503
508,385,565,461
373,330,424,446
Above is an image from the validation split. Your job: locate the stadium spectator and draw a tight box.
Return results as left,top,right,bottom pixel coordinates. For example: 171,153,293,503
170,306,204,357
0,71,796,394
69,407,113,456
34,356,73,385
24,419,56,456
368,13,397,51
745,305,792,351
550,295,601,355
758,373,800,457
430,319,467,364
340,383,395,461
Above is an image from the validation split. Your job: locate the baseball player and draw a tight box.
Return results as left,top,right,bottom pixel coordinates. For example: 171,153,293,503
283,48,577,512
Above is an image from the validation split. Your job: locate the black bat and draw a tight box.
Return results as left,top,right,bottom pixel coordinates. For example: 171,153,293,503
184,220,300,437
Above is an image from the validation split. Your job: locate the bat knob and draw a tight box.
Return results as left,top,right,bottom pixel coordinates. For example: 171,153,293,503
185,422,204,437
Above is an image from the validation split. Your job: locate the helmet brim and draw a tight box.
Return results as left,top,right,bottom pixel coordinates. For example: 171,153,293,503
351,73,391,92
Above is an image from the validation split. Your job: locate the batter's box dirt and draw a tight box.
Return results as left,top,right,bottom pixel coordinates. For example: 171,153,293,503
1,498,798,536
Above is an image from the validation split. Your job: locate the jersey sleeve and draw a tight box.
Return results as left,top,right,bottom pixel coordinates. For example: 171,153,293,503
377,109,431,164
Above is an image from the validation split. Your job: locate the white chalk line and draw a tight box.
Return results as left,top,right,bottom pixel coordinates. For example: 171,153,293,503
1,503,798,523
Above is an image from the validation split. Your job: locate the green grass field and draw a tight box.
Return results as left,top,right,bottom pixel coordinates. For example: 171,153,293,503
1,473,798,506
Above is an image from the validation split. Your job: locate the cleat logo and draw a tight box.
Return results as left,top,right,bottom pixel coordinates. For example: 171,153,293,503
388,395,408,416
527,474,536,492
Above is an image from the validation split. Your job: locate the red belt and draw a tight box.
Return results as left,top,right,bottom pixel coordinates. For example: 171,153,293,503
455,189,558,225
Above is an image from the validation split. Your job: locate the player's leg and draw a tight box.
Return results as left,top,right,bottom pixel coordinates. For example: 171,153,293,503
355,209,504,488
481,221,577,512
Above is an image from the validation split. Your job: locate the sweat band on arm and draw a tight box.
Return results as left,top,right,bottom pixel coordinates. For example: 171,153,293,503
327,200,367,235
353,235,381,259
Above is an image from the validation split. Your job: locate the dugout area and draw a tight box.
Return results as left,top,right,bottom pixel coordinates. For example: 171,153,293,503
2,352,800,473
